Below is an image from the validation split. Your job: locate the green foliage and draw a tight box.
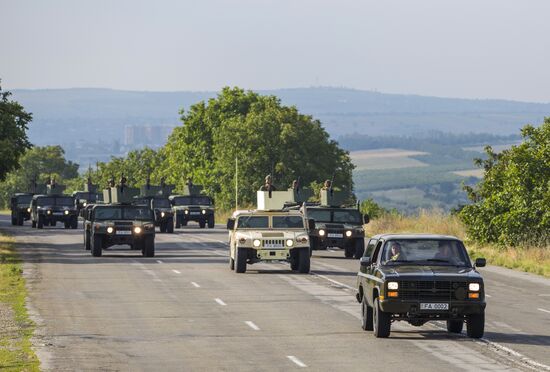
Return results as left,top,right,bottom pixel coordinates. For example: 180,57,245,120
162,87,355,208
459,119,550,246
0,82,32,181
0,146,79,208
360,198,392,219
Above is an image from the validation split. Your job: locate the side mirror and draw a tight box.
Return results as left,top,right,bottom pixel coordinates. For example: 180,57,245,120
360,256,371,267
308,218,316,230
226,218,235,230
363,214,370,224
474,258,486,268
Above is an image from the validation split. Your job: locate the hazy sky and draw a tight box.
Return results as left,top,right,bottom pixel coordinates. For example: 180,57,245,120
1,0,549,102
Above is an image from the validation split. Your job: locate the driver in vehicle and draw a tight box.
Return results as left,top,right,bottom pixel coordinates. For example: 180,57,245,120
386,242,404,262
435,241,453,260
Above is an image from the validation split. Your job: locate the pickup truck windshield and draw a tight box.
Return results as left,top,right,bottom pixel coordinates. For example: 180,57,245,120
382,239,471,267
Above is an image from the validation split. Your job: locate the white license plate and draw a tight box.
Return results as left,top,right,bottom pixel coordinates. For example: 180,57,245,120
327,233,343,238
420,303,449,311
264,243,283,249
116,230,132,235
190,212,200,215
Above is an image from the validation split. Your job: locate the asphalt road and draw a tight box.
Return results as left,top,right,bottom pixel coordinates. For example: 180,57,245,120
2,215,550,371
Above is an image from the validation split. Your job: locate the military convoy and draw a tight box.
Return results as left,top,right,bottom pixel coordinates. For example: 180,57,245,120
29,181,79,229
10,193,33,226
170,181,215,229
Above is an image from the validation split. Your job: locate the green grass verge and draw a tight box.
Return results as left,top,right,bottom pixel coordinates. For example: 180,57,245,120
0,232,40,371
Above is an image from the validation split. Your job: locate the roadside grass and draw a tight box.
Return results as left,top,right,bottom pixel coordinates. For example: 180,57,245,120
0,232,40,371
365,210,550,278
0,209,10,215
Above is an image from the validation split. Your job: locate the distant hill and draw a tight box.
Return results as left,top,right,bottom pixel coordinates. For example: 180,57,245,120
12,87,550,146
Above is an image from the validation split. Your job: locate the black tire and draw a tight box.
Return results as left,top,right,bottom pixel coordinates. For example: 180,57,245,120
373,297,391,338
64,221,70,229
344,245,354,258
159,222,166,233
290,250,299,271
235,247,247,273
466,312,485,338
37,215,44,229
175,217,181,229
166,218,174,233
361,295,374,331
32,220,36,228
11,216,16,226
50,220,56,227
142,236,155,257
84,230,91,250
447,319,464,334
92,235,102,257
354,239,365,259
199,220,206,229
208,215,215,228
17,215,24,226
229,255,235,270
71,217,78,229
181,220,188,226
298,248,310,273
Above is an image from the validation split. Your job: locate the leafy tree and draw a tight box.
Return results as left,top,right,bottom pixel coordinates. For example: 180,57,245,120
460,118,550,246
0,146,79,207
162,87,355,208
360,198,391,219
0,81,32,181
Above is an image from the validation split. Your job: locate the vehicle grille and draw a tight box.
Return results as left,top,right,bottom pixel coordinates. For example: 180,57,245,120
115,221,133,227
325,224,344,229
398,281,468,301
262,239,285,248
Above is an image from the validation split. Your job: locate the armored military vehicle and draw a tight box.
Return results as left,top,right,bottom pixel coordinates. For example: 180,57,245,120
84,180,155,257
73,177,100,213
170,181,215,229
10,193,33,226
133,178,175,233
226,188,313,273
303,185,369,259
30,181,78,229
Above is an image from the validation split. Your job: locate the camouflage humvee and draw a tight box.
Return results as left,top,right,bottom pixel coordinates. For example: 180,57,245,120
10,193,33,226
133,180,175,233
30,193,79,229
226,190,314,273
170,183,215,229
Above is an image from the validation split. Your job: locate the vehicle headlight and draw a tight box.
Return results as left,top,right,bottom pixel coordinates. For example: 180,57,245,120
319,229,326,236
202,209,206,214
388,281,399,290
286,239,294,247
161,211,165,217
47,210,52,215
64,210,69,215
469,283,480,292
107,226,114,234
345,230,352,237
184,210,189,215
134,226,142,234
27,208,31,212
83,202,87,207
253,239,261,247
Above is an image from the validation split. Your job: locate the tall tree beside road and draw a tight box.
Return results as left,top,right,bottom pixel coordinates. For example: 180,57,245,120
0,145,79,208
162,87,355,208
0,82,32,181
460,118,550,246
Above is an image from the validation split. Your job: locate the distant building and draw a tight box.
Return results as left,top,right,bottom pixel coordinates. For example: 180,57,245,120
124,125,175,147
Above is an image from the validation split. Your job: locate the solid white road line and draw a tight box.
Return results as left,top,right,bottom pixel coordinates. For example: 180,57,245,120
538,308,550,314
244,321,260,331
191,281,200,288
287,356,307,368
156,260,163,264
215,298,227,306
172,269,181,274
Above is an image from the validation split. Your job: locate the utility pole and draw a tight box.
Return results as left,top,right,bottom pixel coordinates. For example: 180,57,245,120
235,156,238,210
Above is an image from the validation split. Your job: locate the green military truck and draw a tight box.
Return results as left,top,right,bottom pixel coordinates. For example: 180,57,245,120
133,180,175,233
10,193,33,226
30,194,79,229
170,183,215,229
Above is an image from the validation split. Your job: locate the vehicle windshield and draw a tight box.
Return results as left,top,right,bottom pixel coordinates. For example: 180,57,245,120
272,216,304,229
153,199,171,208
75,192,96,202
37,197,55,206
307,208,362,224
94,207,152,221
381,239,471,267
16,195,32,205
172,196,212,206
56,197,75,206
237,216,269,229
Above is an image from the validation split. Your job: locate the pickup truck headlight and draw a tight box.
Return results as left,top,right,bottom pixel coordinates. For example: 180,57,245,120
468,283,480,291
319,229,326,237
387,281,399,290
253,239,261,247
345,230,352,237
286,239,294,247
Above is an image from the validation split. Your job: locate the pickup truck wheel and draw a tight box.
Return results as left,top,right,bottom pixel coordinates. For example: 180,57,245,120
447,319,464,334
167,218,174,233
373,297,391,338
37,215,44,229
235,248,247,273
361,296,374,331
466,312,484,338
91,235,102,257
344,245,354,258
142,236,155,257
298,248,310,273
84,230,91,250
208,216,215,228
354,239,365,259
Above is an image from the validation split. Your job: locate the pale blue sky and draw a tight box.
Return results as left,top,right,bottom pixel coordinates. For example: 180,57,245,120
1,0,549,102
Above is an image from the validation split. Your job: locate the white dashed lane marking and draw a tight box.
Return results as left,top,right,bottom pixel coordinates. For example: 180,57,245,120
191,282,200,288
172,269,181,274
538,308,550,314
244,321,260,331
156,260,163,264
287,356,307,368
215,298,227,306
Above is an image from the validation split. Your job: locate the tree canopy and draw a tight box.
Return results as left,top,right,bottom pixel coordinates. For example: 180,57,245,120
162,87,355,208
460,118,550,246
0,82,32,181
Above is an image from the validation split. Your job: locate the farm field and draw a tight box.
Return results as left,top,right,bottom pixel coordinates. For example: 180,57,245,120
350,149,429,170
